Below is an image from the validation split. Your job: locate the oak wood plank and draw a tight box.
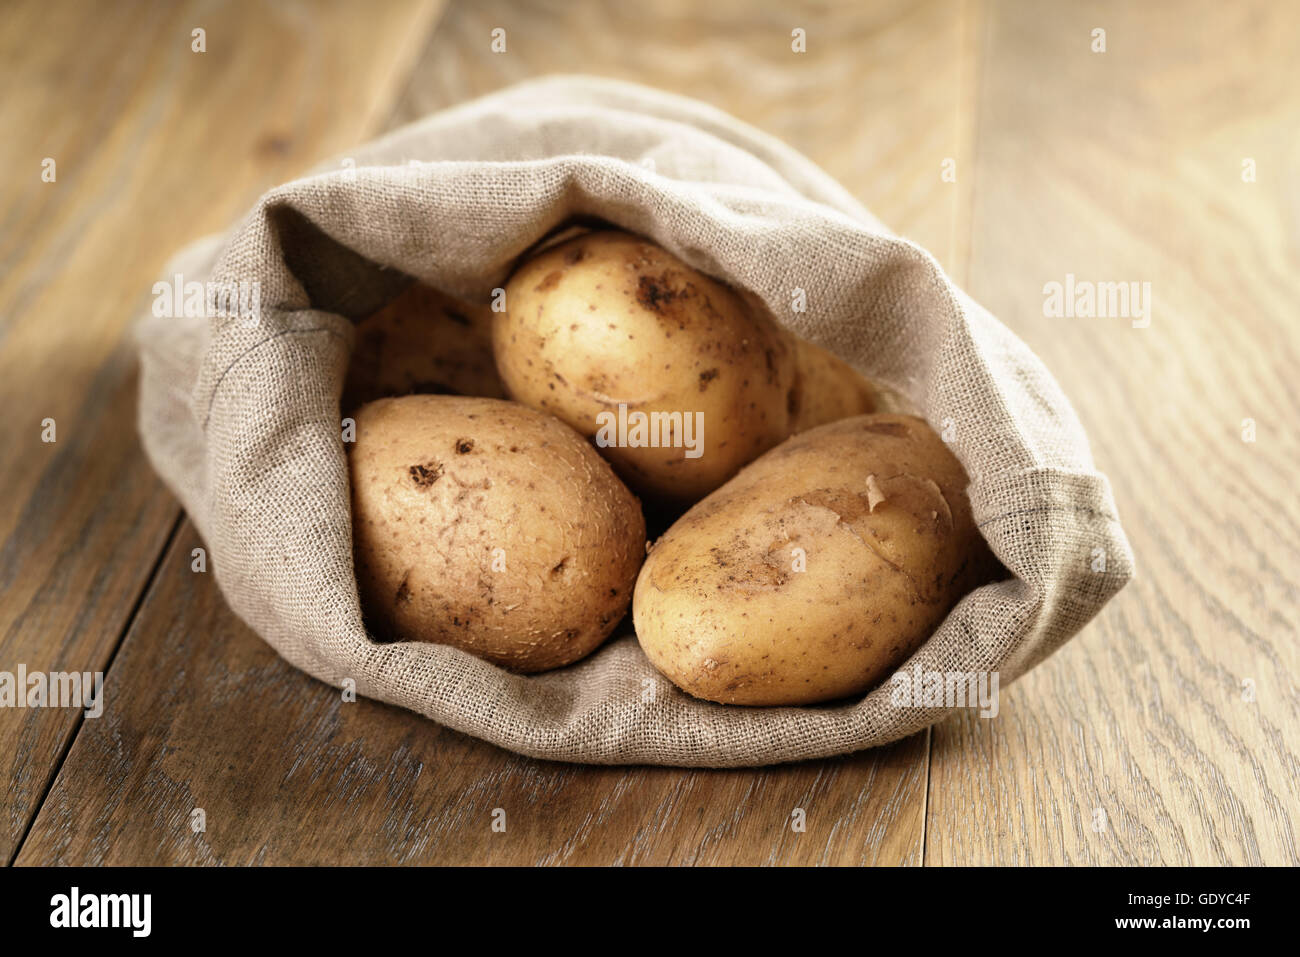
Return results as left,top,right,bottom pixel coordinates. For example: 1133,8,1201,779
0,0,445,862
925,0,1300,865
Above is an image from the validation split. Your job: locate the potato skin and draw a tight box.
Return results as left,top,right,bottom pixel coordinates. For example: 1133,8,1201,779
788,338,880,432
633,414,996,705
343,282,506,411
350,395,645,673
493,231,797,505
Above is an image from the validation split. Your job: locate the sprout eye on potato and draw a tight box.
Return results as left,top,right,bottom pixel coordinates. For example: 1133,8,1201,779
632,414,998,706
349,395,645,673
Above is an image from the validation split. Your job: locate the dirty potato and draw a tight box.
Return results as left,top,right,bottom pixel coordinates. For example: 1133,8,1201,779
633,414,996,705
492,230,798,505
343,282,506,411
350,395,645,673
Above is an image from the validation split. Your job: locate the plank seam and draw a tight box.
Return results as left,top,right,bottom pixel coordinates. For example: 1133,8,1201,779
6,510,184,867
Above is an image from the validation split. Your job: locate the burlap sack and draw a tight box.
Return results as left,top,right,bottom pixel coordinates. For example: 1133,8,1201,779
135,76,1133,767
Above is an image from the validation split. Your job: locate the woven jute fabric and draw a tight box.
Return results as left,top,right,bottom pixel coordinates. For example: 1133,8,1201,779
135,76,1133,767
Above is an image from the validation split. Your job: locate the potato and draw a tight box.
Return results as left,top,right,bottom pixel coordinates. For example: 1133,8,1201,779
633,414,996,705
343,282,506,411
349,395,645,673
493,230,798,505
788,337,880,432
788,339,921,423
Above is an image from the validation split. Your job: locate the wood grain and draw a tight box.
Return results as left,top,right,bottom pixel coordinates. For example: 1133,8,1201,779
924,0,1300,865
16,524,927,865
9,0,1296,867
0,0,446,862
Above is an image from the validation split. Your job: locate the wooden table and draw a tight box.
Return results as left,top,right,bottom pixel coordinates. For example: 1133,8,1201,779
3,0,1296,866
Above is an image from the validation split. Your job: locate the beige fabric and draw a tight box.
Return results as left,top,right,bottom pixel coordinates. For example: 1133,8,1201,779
135,76,1133,767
